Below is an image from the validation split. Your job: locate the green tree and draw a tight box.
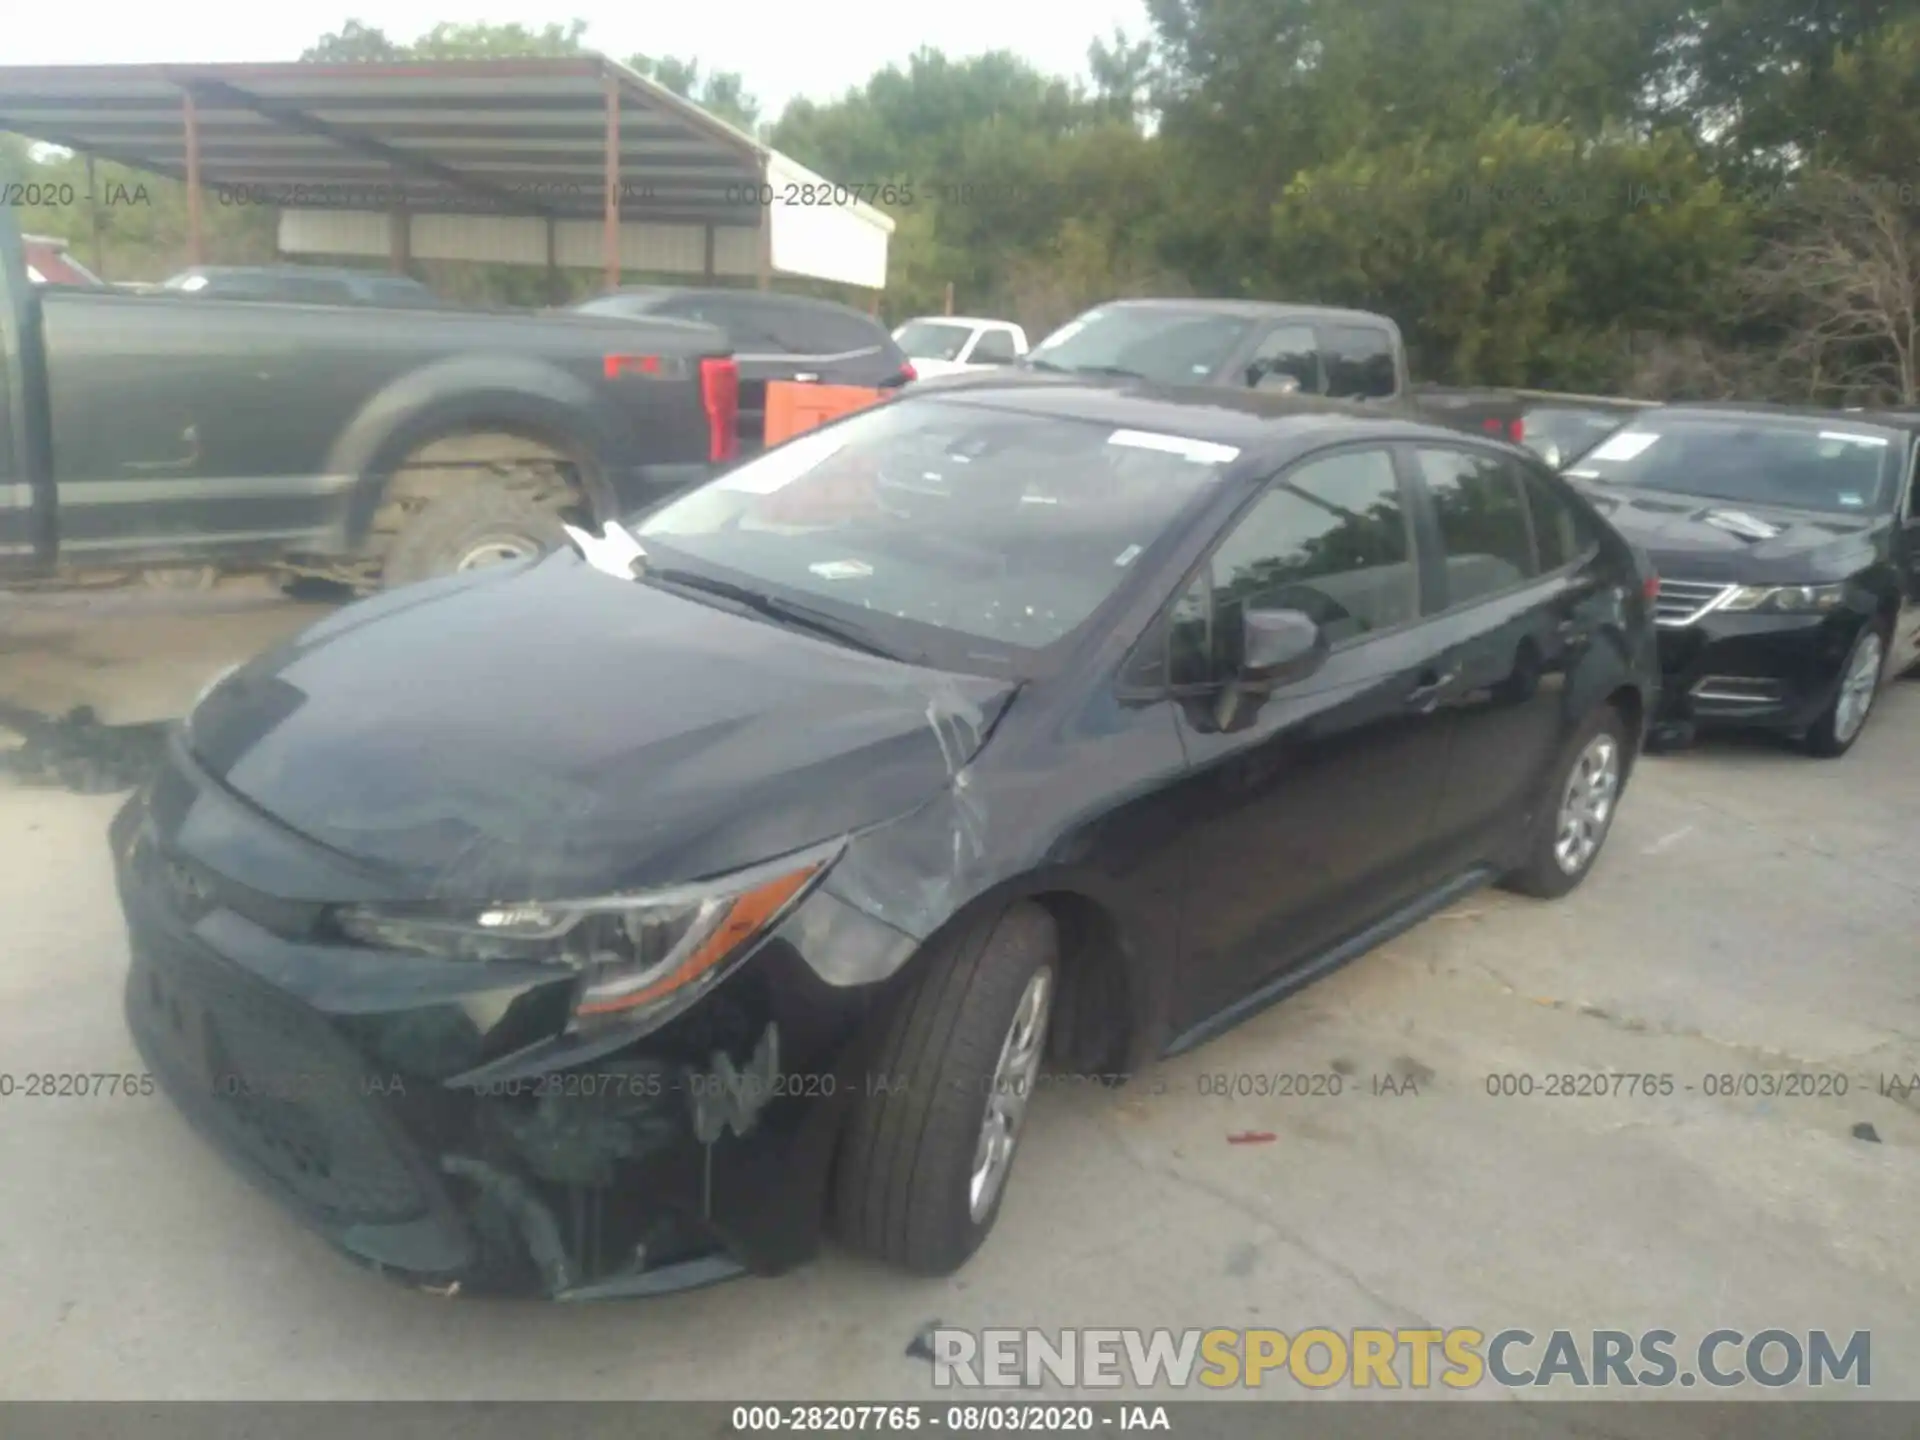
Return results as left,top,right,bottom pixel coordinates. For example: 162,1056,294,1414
1269,120,1754,389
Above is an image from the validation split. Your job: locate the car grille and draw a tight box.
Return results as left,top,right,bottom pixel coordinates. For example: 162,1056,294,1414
129,928,433,1230
1654,578,1733,627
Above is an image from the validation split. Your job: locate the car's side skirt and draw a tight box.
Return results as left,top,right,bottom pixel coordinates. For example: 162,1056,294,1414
1162,865,1500,1058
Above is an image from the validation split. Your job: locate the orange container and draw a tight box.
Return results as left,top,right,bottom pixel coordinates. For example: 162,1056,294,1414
764,380,885,446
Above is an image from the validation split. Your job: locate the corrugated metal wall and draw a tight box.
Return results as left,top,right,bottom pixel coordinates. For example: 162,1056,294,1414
279,162,893,289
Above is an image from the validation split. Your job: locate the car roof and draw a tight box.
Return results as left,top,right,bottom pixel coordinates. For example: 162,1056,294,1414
1634,401,1920,433
901,371,1492,460
1085,297,1399,328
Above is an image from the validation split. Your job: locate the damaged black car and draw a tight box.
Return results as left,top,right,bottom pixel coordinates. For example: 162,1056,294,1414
114,376,1657,1298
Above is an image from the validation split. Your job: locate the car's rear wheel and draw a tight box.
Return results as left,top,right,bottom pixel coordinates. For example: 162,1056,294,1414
1504,706,1628,899
1803,621,1886,758
832,902,1057,1275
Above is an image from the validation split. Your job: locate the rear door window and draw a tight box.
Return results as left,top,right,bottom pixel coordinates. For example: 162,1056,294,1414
1322,326,1399,399
1244,324,1323,394
1414,448,1538,607
970,329,1019,364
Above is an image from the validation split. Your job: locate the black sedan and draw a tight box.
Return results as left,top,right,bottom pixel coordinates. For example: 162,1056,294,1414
113,376,1659,1299
1565,404,1920,756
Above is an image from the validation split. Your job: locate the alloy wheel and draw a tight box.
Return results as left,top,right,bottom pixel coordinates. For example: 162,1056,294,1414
1832,629,1883,745
968,966,1053,1223
1553,734,1620,876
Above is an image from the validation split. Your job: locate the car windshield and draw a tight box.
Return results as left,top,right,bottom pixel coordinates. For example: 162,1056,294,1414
894,320,975,361
1565,416,1899,514
1525,407,1637,465
1026,307,1258,385
635,398,1235,669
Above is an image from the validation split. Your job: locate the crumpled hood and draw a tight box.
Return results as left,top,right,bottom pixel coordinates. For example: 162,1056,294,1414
185,554,1015,900
1574,485,1884,584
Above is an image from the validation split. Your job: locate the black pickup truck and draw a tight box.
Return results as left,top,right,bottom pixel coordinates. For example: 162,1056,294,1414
1020,299,1528,441
0,210,737,591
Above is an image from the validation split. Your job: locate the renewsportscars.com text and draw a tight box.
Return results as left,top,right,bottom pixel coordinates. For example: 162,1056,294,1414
929,1327,1871,1390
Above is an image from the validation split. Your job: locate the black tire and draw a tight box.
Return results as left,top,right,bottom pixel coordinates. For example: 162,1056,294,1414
1802,620,1888,758
1503,705,1630,899
381,480,568,589
832,902,1058,1275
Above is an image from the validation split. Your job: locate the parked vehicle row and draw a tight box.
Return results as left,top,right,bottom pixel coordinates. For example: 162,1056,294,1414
113,366,1660,1298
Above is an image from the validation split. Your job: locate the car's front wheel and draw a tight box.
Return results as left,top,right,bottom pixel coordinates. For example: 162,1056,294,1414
1505,705,1629,899
832,903,1057,1275
1803,620,1886,758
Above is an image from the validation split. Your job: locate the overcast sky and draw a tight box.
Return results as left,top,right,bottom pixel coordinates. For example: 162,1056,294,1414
5,3,1152,119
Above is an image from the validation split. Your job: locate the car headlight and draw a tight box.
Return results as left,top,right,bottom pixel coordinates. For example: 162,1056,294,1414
331,840,841,1028
1718,583,1847,615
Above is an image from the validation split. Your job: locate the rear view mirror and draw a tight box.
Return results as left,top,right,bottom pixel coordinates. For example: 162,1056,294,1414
1252,371,1302,394
1240,607,1327,687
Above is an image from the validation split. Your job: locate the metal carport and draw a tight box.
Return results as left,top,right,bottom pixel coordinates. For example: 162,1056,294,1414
0,58,893,294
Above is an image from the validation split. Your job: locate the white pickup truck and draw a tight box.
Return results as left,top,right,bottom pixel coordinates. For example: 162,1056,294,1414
891,315,1028,378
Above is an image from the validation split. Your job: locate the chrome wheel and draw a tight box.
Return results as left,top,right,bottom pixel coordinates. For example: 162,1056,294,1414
1553,733,1620,876
1832,629,1883,744
455,537,538,571
968,966,1053,1223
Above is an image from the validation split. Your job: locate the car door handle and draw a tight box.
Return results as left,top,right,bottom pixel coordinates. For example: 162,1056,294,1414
1406,668,1458,712
1556,619,1593,643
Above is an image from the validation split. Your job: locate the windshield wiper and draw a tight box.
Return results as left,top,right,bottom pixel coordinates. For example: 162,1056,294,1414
644,567,925,665
1021,357,1069,372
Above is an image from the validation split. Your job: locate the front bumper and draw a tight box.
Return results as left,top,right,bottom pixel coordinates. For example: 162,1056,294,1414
1653,609,1864,732
111,779,880,1300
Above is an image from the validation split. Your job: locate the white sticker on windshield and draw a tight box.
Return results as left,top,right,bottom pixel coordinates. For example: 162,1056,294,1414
1107,429,1240,465
714,428,849,495
1587,431,1660,462
1818,431,1890,447
1115,543,1144,567
1837,493,1866,507
808,559,872,581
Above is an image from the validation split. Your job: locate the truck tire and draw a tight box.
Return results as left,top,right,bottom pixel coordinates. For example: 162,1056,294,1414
832,903,1057,1276
380,479,569,589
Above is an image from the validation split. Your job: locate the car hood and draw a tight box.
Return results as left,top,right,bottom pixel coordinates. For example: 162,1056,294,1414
1572,485,1885,584
184,555,1016,900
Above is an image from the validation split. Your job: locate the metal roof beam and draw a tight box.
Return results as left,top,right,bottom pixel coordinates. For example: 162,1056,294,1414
174,75,559,219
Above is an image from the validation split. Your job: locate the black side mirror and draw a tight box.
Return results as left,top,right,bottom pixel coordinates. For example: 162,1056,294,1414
1240,607,1327,688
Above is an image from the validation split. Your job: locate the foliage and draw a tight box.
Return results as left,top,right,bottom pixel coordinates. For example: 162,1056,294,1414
5,5,1917,400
